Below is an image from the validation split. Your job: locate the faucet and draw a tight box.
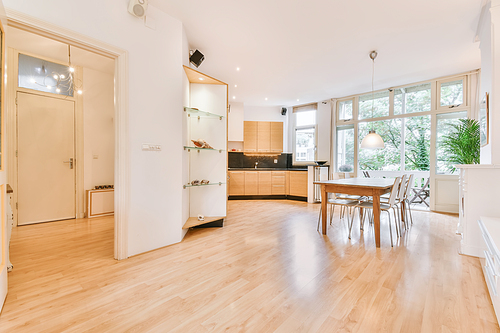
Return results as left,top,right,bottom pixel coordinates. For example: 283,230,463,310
255,161,259,169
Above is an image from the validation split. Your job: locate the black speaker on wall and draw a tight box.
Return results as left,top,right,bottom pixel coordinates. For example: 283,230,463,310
281,107,287,116
190,49,205,68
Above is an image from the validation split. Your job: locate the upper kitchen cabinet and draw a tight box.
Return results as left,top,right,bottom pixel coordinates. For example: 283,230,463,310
243,121,283,154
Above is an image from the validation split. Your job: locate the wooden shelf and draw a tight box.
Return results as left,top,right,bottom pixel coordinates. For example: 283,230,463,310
183,216,225,229
183,182,225,189
183,146,225,152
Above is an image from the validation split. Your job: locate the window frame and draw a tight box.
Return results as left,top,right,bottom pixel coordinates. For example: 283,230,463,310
292,104,318,165
436,75,467,111
336,97,355,123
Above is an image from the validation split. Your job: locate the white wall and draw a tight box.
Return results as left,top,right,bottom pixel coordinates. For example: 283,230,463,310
316,101,332,162
479,1,492,164
228,102,244,141
83,68,114,202
3,0,186,256
488,0,500,165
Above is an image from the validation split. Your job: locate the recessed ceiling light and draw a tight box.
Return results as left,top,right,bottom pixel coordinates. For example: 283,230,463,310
265,98,268,101
297,99,300,102
232,96,236,99
234,84,237,88
199,77,204,80
236,67,240,71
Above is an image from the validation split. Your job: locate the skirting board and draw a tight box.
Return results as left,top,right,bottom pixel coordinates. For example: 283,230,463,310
87,189,114,218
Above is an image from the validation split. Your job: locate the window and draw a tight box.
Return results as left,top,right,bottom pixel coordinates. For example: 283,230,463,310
439,78,464,108
436,111,467,174
337,99,353,121
394,83,431,115
18,53,74,97
404,116,431,171
336,125,354,171
358,119,401,171
293,104,317,163
358,91,390,119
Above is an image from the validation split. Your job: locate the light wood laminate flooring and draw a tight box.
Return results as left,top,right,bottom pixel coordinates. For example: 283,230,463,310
0,200,498,332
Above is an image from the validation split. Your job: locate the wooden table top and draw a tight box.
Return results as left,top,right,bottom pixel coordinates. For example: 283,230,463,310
313,178,395,189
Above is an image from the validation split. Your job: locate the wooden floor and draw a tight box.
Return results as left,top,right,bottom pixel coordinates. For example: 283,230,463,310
0,200,498,332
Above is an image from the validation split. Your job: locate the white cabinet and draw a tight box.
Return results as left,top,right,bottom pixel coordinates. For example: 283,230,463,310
183,66,228,229
478,216,500,322
228,102,244,141
457,164,500,257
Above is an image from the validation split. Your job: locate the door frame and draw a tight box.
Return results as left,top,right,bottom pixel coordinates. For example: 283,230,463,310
15,90,77,224
6,10,129,260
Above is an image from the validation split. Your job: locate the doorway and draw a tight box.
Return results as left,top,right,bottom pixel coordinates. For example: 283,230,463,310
17,92,76,225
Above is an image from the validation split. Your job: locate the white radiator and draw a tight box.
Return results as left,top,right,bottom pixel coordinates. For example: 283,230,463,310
87,189,114,218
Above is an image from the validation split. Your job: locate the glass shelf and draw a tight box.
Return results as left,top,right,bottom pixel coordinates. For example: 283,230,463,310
183,182,225,189
184,146,225,153
184,107,225,119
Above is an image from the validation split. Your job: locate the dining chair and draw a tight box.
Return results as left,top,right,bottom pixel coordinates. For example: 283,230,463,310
402,174,415,226
410,177,430,207
349,177,401,247
317,192,359,231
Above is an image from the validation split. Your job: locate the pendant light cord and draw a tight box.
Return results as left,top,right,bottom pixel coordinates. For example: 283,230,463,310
371,55,375,130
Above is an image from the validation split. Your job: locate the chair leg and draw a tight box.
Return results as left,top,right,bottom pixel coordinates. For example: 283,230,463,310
386,210,393,247
330,204,335,225
317,206,321,231
393,208,400,237
348,207,356,239
405,199,414,225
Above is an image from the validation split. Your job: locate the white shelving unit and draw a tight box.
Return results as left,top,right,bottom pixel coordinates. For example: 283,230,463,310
182,66,228,229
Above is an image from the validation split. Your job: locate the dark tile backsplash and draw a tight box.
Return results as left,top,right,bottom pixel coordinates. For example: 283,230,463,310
228,152,290,168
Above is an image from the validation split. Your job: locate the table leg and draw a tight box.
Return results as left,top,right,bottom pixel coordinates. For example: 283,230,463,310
321,185,327,235
373,191,381,247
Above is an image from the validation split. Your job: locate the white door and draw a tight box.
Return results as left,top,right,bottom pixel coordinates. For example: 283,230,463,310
17,92,76,225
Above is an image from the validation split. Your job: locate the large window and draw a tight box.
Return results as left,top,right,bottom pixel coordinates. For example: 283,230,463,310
358,119,401,171
436,111,467,174
404,116,431,171
293,104,317,163
358,91,389,119
335,73,474,178
336,125,354,171
394,83,431,115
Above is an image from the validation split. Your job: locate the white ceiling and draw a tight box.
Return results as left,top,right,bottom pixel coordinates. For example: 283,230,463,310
151,0,482,107
6,26,115,75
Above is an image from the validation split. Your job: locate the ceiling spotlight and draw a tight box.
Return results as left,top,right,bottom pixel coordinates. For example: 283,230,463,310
199,77,204,80
232,96,236,99
236,67,240,71
297,99,300,102
265,98,268,101
234,84,237,87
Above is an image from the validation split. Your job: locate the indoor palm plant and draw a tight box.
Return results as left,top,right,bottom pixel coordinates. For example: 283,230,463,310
442,118,480,173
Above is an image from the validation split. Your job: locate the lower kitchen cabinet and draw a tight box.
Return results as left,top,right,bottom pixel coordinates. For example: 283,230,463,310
228,170,306,200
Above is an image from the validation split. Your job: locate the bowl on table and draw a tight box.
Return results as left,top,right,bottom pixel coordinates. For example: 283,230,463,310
315,161,327,166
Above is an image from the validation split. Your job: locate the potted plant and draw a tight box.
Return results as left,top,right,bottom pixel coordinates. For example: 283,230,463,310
339,164,354,178
442,118,480,173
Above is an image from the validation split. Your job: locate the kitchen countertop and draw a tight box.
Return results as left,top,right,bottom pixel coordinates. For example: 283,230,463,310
228,168,308,171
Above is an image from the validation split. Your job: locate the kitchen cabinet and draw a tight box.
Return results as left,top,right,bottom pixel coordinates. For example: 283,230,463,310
228,170,306,199
271,171,286,195
289,171,308,197
244,172,259,195
258,171,272,195
228,171,245,196
243,121,258,152
244,121,283,153
270,122,283,152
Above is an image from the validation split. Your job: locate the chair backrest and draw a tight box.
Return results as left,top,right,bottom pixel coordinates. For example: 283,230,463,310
388,177,402,207
363,171,371,178
398,174,408,201
404,174,415,199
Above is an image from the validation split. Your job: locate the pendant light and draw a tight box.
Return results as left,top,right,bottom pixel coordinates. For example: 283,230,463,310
360,50,384,149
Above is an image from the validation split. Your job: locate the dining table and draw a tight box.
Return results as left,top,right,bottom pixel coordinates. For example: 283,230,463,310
313,178,395,247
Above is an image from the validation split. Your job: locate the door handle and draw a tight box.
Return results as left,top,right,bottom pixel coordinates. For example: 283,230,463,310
63,158,74,169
